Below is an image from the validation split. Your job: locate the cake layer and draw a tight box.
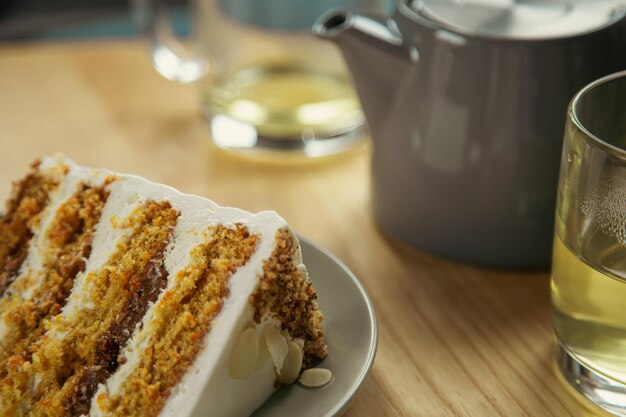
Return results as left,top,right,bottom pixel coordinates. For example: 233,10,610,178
0,183,109,373
0,199,180,416
59,200,180,416
0,155,327,417
0,161,61,296
96,224,260,416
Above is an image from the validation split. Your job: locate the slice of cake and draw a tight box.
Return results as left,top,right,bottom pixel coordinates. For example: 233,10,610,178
0,155,327,417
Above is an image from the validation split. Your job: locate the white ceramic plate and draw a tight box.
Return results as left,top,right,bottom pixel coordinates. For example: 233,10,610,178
251,236,378,417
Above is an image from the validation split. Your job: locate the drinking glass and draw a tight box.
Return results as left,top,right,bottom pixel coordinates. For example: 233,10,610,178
136,0,385,159
552,70,626,415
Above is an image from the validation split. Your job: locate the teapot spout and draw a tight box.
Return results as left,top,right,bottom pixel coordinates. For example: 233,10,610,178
313,9,404,47
313,9,416,132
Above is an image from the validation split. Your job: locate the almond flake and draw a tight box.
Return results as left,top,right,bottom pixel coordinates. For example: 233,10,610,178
278,341,303,385
299,368,332,388
265,325,289,374
292,338,305,350
228,327,259,379
255,331,270,371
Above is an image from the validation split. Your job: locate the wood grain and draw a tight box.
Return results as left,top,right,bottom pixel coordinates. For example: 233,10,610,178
0,41,611,417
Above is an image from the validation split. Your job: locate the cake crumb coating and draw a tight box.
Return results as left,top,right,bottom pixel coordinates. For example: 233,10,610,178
251,229,327,369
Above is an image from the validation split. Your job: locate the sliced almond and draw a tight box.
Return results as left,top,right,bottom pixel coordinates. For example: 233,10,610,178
228,327,259,379
278,341,303,385
292,338,305,351
265,325,289,374
280,328,292,341
255,331,270,371
299,368,333,388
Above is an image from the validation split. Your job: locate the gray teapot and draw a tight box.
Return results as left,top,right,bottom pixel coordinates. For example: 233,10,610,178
314,0,626,267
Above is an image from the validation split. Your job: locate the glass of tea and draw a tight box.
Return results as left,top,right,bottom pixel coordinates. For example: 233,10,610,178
552,70,626,414
136,0,385,159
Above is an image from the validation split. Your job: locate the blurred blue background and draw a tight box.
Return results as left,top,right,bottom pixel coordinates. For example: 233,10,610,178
0,0,393,41
0,0,187,40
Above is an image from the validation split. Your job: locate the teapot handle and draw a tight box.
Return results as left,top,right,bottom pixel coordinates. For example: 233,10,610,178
133,0,208,83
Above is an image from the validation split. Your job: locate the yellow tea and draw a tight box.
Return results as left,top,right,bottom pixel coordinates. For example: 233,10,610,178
552,235,626,384
201,64,363,138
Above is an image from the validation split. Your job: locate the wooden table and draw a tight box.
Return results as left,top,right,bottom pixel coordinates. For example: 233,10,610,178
0,41,607,417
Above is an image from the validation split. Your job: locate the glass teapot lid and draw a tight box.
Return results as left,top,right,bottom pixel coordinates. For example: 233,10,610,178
409,0,626,40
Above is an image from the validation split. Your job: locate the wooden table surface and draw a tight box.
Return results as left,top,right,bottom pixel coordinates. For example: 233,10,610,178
0,41,608,417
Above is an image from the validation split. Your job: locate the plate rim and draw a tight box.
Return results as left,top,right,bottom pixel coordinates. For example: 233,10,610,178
298,234,379,417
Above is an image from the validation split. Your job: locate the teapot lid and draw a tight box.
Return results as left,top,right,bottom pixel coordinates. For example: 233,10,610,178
408,0,626,40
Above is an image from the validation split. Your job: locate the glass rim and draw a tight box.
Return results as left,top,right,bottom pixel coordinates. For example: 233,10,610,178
571,70,626,159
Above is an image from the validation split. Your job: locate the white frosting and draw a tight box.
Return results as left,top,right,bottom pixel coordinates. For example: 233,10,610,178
22,155,297,417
